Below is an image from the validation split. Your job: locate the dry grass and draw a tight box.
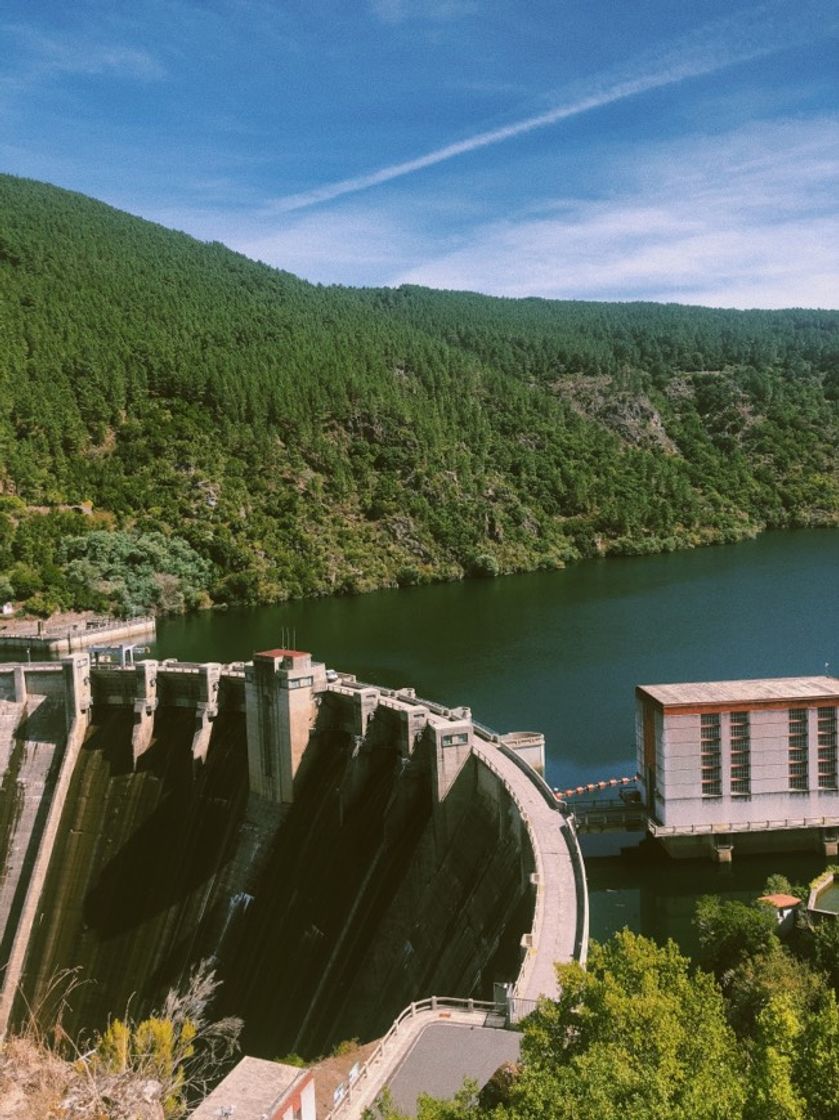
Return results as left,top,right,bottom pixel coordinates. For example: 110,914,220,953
0,962,241,1120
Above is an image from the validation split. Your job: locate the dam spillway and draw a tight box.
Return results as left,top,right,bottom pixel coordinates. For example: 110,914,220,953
0,650,587,1057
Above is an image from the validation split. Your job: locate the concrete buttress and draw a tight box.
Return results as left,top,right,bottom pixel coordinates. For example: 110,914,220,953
191,663,221,763
131,660,158,766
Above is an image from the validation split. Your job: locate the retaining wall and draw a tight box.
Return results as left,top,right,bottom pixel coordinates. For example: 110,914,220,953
0,616,155,657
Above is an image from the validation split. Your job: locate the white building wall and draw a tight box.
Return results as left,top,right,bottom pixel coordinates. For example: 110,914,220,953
657,714,700,807
658,704,839,830
750,709,791,795
301,1078,316,1120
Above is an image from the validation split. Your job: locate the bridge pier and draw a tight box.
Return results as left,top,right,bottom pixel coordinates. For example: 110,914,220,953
429,715,474,802
0,655,91,1036
710,835,734,863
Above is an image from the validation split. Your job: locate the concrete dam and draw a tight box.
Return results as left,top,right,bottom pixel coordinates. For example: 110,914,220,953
0,649,587,1058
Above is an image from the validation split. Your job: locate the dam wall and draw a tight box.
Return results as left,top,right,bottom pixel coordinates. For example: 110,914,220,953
0,650,587,1056
0,657,91,1033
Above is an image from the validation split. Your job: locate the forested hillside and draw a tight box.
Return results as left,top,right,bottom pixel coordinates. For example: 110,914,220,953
1,174,838,615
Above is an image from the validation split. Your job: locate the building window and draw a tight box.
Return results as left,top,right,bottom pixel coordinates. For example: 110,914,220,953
730,711,750,795
789,708,809,791
701,713,721,797
441,732,469,746
818,706,838,790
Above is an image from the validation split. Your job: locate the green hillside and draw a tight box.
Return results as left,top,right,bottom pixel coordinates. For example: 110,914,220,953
1,174,838,615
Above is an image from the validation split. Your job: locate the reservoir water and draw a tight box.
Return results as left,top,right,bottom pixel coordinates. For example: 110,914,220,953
152,529,839,953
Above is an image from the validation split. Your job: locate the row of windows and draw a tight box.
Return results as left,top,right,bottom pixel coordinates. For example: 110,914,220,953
441,732,469,747
700,712,751,797
730,711,750,795
695,707,839,797
789,708,809,791
818,705,838,789
701,713,721,796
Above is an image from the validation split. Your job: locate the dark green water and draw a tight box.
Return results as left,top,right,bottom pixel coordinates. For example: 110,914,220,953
152,529,839,951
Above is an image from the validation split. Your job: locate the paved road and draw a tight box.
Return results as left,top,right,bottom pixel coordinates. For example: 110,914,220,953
387,1022,521,1117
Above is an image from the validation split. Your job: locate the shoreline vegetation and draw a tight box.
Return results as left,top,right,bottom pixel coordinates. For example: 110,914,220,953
3,520,838,631
1,174,838,618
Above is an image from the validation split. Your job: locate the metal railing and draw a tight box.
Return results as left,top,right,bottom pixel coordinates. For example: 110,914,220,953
323,996,499,1120
652,815,839,836
84,615,155,633
506,996,540,1022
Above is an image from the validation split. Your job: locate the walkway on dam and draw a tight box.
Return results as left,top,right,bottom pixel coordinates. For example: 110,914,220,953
471,735,587,1008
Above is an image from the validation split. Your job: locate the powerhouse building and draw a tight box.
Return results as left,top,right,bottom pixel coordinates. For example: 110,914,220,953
636,676,839,858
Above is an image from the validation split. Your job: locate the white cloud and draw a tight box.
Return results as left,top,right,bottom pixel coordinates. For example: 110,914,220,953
390,118,839,308
1,23,165,85
369,0,478,24
140,203,432,288
125,117,838,310
234,209,429,285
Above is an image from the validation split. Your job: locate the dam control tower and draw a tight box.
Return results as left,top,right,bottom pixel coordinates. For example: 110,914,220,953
245,649,326,803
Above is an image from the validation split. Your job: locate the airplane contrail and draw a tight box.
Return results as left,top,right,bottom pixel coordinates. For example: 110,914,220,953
271,0,837,213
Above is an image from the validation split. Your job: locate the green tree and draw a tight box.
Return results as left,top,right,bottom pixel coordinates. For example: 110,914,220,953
809,914,839,992
744,995,805,1120
795,989,839,1120
695,895,779,977
365,1083,482,1120
763,873,797,898
1,174,838,614
724,946,826,1037
505,930,745,1120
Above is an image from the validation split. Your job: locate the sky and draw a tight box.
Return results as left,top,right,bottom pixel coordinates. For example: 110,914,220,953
1,0,837,308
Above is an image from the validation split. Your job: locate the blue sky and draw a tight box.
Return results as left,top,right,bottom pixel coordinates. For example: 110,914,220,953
2,0,837,307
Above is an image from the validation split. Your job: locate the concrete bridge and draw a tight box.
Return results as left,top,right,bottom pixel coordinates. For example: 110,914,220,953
0,648,588,1049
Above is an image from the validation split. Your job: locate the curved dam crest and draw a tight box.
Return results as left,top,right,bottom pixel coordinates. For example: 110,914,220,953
0,649,587,1056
